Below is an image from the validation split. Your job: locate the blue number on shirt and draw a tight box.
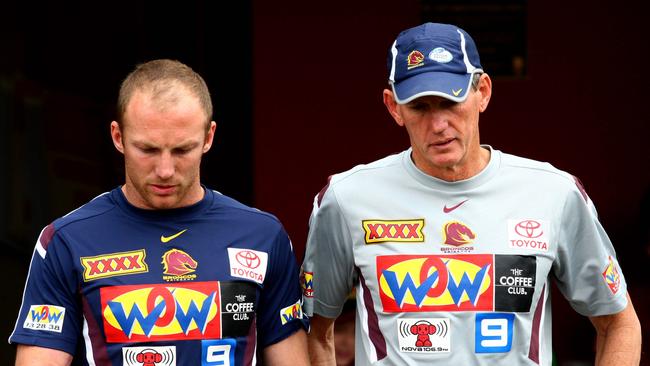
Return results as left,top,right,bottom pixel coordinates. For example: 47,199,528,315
202,339,237,366
475,313,514,353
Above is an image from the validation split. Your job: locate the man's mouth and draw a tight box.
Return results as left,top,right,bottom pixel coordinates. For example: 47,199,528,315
150,184,177,195
432,138,455,147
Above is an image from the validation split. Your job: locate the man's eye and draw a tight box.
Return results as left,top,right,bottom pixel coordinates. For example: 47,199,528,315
440,100,458,109
141,147,157,154
410,103,428,111
173,148,191,155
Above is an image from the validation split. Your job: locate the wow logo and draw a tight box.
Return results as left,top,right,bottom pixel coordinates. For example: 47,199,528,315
602,256,621,295
301,270,313,298
101,281,220,343
280,300,303,325
23,305,66,333
377,254,493,312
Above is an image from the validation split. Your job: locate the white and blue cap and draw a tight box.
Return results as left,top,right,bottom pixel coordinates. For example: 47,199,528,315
387,23,483,104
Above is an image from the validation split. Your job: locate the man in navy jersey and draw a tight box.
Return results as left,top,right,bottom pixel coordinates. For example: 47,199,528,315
10,59,308,365
302,23,641,365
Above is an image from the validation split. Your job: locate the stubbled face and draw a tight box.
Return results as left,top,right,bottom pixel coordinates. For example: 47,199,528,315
111,88,216,210
384,74,492,181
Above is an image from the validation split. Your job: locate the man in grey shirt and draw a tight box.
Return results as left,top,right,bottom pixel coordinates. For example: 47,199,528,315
302,22,641,365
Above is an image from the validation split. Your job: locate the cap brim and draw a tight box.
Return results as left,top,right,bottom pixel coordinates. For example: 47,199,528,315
391,71,478,104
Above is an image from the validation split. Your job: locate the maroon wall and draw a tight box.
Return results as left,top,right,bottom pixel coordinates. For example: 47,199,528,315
254,1,649,260
254,2,420,255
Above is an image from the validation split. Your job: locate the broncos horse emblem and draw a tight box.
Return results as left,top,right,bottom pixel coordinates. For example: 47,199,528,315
443,221,476,246
161,249,198,275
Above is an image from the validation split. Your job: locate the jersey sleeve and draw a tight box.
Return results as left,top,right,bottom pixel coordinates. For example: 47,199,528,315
552,184,628,316
8,224,82,355
302,182,356,319
256,225,308,347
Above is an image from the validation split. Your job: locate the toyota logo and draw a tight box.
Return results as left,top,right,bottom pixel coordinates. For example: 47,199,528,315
515,220,543,238
235,250,261,269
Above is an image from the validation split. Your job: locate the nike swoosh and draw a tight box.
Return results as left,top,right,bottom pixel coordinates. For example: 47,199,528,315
443,199,468,213
452,88,462,96
161,229,188,243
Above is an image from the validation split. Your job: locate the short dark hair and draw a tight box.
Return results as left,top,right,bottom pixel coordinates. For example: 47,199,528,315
117,59,213,128
471,72,482,91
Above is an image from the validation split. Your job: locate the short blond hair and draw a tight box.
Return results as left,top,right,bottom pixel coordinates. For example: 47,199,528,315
117,59,212,128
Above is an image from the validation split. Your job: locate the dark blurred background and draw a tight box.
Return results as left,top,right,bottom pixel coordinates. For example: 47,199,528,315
1,1,648,365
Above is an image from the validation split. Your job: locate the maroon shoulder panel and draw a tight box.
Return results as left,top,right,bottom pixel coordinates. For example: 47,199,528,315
316,176,333,208
39,223,56,251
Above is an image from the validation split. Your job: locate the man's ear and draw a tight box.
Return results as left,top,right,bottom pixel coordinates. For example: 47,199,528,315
110,121,125,154
383,89,405,127
477,73,492,113
202,121,217,153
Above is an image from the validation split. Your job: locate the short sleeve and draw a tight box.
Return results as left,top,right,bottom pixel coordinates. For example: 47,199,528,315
302,182,356,319
552,188,628,316
256,225,308,347
8,224,82,355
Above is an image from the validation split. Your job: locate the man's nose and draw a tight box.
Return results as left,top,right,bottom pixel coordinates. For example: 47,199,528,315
155,152,175,179
429,112,449,134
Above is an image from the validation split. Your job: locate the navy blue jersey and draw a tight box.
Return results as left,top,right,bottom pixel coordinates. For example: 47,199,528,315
10,187,307,365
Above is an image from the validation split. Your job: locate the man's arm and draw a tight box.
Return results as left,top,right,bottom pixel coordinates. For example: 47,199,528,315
15,345,72,366
263,329,309,366
307,314,337,366
588,292,641,366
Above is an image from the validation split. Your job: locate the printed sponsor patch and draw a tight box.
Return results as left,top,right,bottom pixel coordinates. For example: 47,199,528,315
475,313,514,353
227,248,268,284
602,256,621,295
494,255,536,312
280,300,303,325
362,219,425,244
428,47,453,63
301,270,314,298
101,281,220,343
377,254,493,312
202,339,236,366
80,250,148,281
397,318,450,353
441,221,476,253
162,249,198,282
23,305,66,333
220,281,257,337
122,346,176,366
507,219,549,252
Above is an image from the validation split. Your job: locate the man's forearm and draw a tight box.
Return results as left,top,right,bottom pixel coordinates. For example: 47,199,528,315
308,336,336,366
307,315,337,366
594,321,641,365
591,293,641,366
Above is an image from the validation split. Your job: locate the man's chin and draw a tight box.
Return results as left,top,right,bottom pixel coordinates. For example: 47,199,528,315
143,195,181,210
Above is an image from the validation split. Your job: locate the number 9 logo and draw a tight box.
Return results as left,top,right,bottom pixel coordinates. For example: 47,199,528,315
475,313,514,353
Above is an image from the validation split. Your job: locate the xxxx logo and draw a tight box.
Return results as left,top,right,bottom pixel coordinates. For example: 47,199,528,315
362,219,425,244
80,250,148,281
101,281,220,343
377,254,493,312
